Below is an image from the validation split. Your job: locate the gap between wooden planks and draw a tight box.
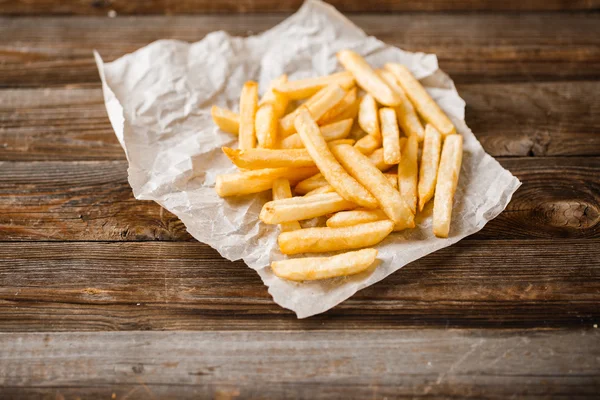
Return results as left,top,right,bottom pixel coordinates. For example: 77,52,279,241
0,13,599,87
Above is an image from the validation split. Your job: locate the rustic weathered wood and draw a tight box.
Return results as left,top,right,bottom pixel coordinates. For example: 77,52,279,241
0,330,598,399
1,0,599,15
0,240,597,331
1,158,597,241
1,13,599,87
1,81,598,161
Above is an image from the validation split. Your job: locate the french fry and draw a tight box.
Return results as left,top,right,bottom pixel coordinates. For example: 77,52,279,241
304,184,335,196
377,69,425,142
318,88,357,124
294,107,378,208
379,108,401,164
305,174,396,197
337,50,401,107
223,139,355,169
368,148,395,171
329,97,360,123
211,106,239,135
271,248,378,281
398,135,418,214
222,147,314,169
384,63,456,137
295,173,328,194
280,119,352,149
358,94,380,138
433,135,463,238
255,104,278,149
418,125,443,211
330,144,414,228
326,209,387,228
354,134,381,156
215,166,318,197
273,71,355,100
239,81,259,149
259,74,289,117
280,84,346,137
296,148,394,195
260,192,356,224
278,220,394,254
272,178,301,232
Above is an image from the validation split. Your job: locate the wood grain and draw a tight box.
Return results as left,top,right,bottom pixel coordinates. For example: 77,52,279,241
1,81,598,161
2,0,599,15
0,158,597,241
1,330,599,399
1,13,598,87
0,240,598,331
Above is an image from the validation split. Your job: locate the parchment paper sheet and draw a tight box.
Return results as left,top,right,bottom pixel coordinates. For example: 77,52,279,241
95,0,521,318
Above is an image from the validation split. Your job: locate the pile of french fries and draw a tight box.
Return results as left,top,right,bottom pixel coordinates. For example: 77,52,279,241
212,50,463,282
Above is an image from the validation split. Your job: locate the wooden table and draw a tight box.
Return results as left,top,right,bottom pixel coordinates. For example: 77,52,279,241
1,1,599,398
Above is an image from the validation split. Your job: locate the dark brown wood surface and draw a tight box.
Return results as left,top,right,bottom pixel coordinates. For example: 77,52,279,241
0,4,599,398
1,13,599,86
1,0,599,15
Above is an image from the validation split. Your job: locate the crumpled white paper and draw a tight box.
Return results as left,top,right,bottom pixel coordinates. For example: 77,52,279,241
95,0,521,318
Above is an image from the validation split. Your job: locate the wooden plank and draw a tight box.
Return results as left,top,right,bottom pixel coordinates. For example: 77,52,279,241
0,330,598,399
1,81,599,161
1,0,599,15
0,240,598,331
0,157,598,241
0,13,598,87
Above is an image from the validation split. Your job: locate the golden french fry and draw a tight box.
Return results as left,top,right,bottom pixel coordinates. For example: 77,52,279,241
354,134,381,156
222,147,315,169
215,166,318,197
385,173,398,189
278,220,394,255
368,148,394,171
384,63,455,137
358,94,380,138
304,184,335,196
223,139,355,169
260,192,356,224
280,84,346,137
255,104,278,149
326,209,387,228
377,69,424,142
318,87,357,124
294,107,378,208
379,108,401,165
239,81,259,149
259,74,289,117
418,125,443,211
296,148,393,195
329,97,360,123
280,119,352,149
305,174,395,197
211,106,239,135
272,178,301,232
331,144,414,228
337,50,401,106
273,71,355,100
271,248,378,281
398,135,418,214
295,173,328,194
433,135,463,238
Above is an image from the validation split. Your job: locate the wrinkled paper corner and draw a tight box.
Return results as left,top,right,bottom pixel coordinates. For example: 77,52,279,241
95,0,521,318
